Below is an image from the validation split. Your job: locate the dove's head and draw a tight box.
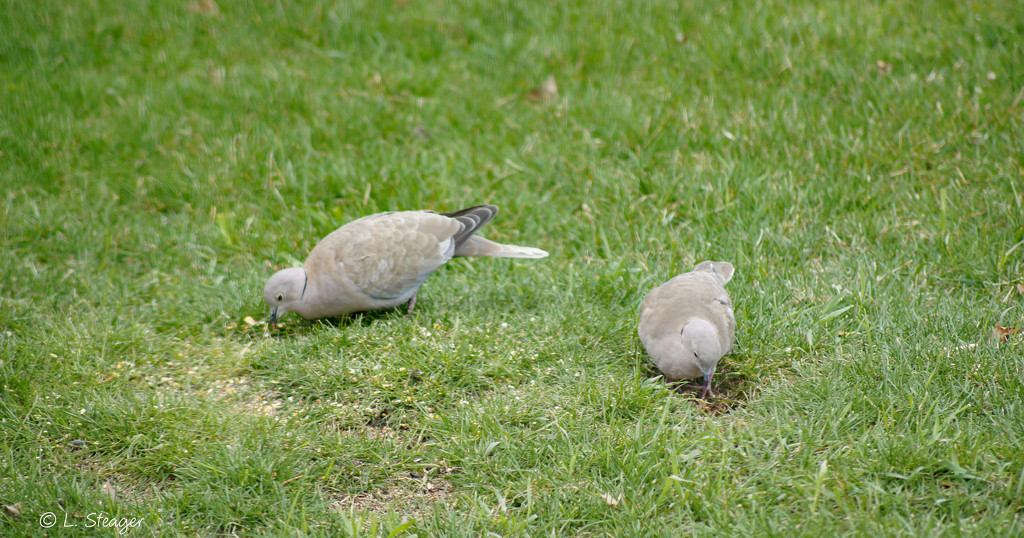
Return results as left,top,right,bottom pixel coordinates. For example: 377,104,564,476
264,267,307,329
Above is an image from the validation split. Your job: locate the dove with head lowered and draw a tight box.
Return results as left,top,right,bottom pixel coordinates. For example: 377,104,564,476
638,261,736,399
263,205,548,327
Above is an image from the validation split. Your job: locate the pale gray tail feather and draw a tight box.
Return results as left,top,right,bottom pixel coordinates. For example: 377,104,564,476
454,236,549,258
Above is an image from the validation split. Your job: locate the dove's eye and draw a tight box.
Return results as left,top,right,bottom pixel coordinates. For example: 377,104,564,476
276,294,283,302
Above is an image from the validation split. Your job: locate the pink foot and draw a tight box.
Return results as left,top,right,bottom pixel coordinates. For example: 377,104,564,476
406,291,418,315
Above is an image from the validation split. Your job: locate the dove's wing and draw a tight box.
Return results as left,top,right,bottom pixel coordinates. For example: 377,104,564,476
308,210,462,301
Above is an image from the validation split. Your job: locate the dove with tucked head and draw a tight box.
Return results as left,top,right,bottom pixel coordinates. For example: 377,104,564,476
638,261,736,399
263,205,548,327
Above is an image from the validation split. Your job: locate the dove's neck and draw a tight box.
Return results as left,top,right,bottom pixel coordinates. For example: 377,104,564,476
293,267,365,319
292,269,322,319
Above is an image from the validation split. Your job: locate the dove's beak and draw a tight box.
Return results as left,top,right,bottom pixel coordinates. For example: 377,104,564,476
268,307,279,330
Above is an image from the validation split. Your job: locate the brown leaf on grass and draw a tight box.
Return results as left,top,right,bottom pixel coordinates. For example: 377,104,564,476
599,492,621,507
188,0,219,15
1017,283,1024,296
207,60,225,87
874,60,893,75
526,75,558,102
993,324,1022,343
3,503,22,518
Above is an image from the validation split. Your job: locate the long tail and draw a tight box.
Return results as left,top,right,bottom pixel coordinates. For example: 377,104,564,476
454,236,549,258
444,204,548,258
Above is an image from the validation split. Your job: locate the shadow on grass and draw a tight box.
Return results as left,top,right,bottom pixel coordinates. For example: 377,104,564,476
641,362,757,416
221,307,419,342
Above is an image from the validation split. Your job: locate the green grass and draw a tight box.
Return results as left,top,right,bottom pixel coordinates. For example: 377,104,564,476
2,0,1023,535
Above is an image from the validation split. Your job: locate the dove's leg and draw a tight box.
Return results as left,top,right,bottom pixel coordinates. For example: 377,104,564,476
666,375,715,399
682,376,715,399
664,376,689,394
680,384,714,399
704,379,715,399
406,290,419,315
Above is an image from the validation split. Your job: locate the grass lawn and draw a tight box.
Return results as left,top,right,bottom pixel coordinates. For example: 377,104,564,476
2,0,1023,535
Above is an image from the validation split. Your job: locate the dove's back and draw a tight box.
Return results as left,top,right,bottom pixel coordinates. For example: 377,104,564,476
306,210,462,310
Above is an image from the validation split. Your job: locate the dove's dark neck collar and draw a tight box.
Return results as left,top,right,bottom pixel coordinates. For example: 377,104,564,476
300,269,308,300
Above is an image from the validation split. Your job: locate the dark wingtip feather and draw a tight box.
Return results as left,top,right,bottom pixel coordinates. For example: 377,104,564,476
444,205,499,248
